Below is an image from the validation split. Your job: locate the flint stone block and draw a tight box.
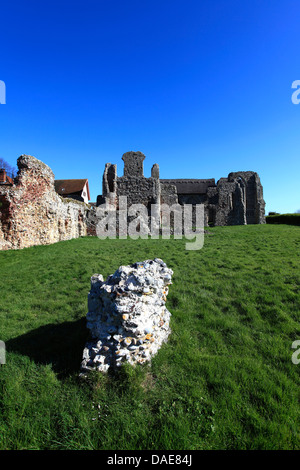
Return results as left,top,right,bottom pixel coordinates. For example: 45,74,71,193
80,258,173,375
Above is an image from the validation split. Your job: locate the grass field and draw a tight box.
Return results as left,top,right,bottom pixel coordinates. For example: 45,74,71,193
0,224,299,450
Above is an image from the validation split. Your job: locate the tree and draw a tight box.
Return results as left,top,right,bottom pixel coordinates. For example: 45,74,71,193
0,157,17,178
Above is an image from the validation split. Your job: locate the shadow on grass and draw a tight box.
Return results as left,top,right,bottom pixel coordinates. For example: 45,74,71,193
6,318,89,379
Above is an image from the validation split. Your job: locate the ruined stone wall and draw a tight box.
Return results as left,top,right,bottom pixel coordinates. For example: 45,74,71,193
0,155,88,250
207,172,266,226
213,180,245,226
115,152,161,210
96,151,266,229
160,182,178,206
228,171,265,224
99,152,161,212
122,151,145,178
116,176,160,209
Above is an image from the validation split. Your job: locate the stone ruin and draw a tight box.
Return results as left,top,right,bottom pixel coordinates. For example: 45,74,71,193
80,258,173,375
94,150,266,229
0,150,266,251
0,154,88,250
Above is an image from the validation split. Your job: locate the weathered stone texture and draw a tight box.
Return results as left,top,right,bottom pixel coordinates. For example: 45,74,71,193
117,176,160,208
160,182,178,206
96,151,266,228
151,163,160,179
0,155,88,250
80,258,173,375
228,171,265,225
100,152,161,212
122,151,145,177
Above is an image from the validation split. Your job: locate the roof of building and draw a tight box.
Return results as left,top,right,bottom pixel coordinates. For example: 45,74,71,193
54,179,90,200
160,179,216,194
0,169,14,185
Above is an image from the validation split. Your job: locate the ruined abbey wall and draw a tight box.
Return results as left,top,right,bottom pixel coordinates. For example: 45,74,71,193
98,151,266,228
0,150,266,251
0,155,88,250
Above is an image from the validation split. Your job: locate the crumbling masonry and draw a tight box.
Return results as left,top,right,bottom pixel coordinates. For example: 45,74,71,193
96,151,266,228
0,155,88,250
0,151,266,250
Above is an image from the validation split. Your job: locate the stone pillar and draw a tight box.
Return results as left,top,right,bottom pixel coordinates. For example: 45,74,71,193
151,163,160,179
122,151,145,177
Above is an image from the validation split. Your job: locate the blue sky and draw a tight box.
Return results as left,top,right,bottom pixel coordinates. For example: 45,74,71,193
0,0,299,213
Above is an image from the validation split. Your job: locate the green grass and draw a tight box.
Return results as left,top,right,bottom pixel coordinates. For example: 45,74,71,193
0,224,299,450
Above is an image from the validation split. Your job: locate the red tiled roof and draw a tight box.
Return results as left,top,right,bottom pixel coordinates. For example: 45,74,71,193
54,179,90,200
5,174,14,185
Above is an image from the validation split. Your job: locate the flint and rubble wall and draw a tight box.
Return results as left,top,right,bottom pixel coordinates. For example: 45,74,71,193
0,154,88,250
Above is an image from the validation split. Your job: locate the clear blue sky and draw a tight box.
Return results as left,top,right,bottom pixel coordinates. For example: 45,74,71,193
1,0,300,213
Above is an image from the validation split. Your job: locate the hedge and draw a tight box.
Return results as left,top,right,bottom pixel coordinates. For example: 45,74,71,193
266,213,300,225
